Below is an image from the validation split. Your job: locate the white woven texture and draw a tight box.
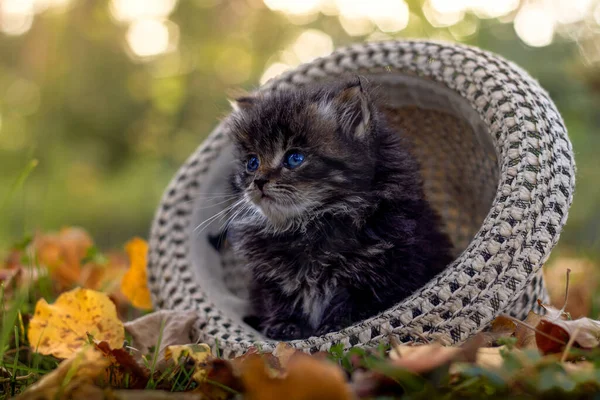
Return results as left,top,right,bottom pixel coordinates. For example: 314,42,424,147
147,40,575,358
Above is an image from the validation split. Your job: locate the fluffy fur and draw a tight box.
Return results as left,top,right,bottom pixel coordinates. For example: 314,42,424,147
225,78,453,340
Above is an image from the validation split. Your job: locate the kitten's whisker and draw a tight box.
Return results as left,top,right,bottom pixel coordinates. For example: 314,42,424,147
194,197,239,210
193,199,244,234
178,193,239,206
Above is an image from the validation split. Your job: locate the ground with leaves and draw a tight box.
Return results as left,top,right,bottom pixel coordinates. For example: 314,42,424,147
1,227,600,399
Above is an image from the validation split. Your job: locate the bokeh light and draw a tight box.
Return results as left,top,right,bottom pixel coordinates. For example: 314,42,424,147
109,0,178,23
423,0,464,27
514,3,555,47
291,29,334,63
0,0,597,257
33,0,72,13
366,0,409,32
260,62,291,85
258,29,333,83
553,0,593,24
470,0,519,19
0,0,34,36
263,0,322,15
126,18,175,58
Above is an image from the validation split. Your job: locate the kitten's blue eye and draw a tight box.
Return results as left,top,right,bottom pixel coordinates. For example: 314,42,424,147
247,156,260,172
284,152,305,169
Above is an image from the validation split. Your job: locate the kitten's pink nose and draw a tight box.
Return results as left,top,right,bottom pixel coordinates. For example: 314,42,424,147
254,178,268,191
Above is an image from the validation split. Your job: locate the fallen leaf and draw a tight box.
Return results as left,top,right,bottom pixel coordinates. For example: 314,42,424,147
232,346,279,372
94,340,150,389
389,344,463,374
271,342,298,370
515,311,542,349
28,288,125,359
121,238,153,310
110,391,204,400
490,315,517,337
3,227,130,300
535,300,600,354
16,346,109,400
83,251,130,295
34,227,94,290
165,343,212,383
239,352,353,400
124,310,200,370
199,359,243,400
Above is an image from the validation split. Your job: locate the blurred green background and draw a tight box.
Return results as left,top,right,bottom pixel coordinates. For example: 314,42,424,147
0,0,598,257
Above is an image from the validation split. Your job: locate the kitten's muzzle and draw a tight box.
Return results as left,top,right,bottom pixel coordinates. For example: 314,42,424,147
254,178,268,191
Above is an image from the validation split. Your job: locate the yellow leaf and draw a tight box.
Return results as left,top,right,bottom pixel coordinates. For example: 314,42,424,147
28,288,125,359
120,238,153,310
17,346,109,400
165,343,212,383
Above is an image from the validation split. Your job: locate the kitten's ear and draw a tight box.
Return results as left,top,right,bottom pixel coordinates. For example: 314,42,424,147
229,96,256,112
332,77,371,140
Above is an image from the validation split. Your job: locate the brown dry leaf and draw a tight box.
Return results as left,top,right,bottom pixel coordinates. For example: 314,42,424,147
535,300,600,354
94,340,149,389
16,346,109,400
120,238,153,310
239,352,353,400
545,257,598,318
124,310,200,370
199,358,244,400
515,311,542,349
389,344,463,374
165,343,212,383
28,288,125,359
490,315,517,336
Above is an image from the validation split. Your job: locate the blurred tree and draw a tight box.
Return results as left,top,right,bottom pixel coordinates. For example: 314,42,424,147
0,0,598,258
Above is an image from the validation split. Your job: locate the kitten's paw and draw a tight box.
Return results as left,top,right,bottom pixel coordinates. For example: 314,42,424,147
264,322,304,340
243,315,261,331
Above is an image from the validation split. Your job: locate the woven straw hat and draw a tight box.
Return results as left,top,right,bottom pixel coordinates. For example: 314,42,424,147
147,40,575,358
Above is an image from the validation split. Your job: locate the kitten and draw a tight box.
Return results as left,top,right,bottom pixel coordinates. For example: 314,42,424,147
225,78,453,340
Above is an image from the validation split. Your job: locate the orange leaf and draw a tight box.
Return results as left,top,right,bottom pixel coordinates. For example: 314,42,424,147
200,359,244,400
120,238,153,310
27,288,125,359
239,352,352,400
34,227,94,289
535,300,600,354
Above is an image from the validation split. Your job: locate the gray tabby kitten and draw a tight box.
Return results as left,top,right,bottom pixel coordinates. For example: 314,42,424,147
226,78,452,340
